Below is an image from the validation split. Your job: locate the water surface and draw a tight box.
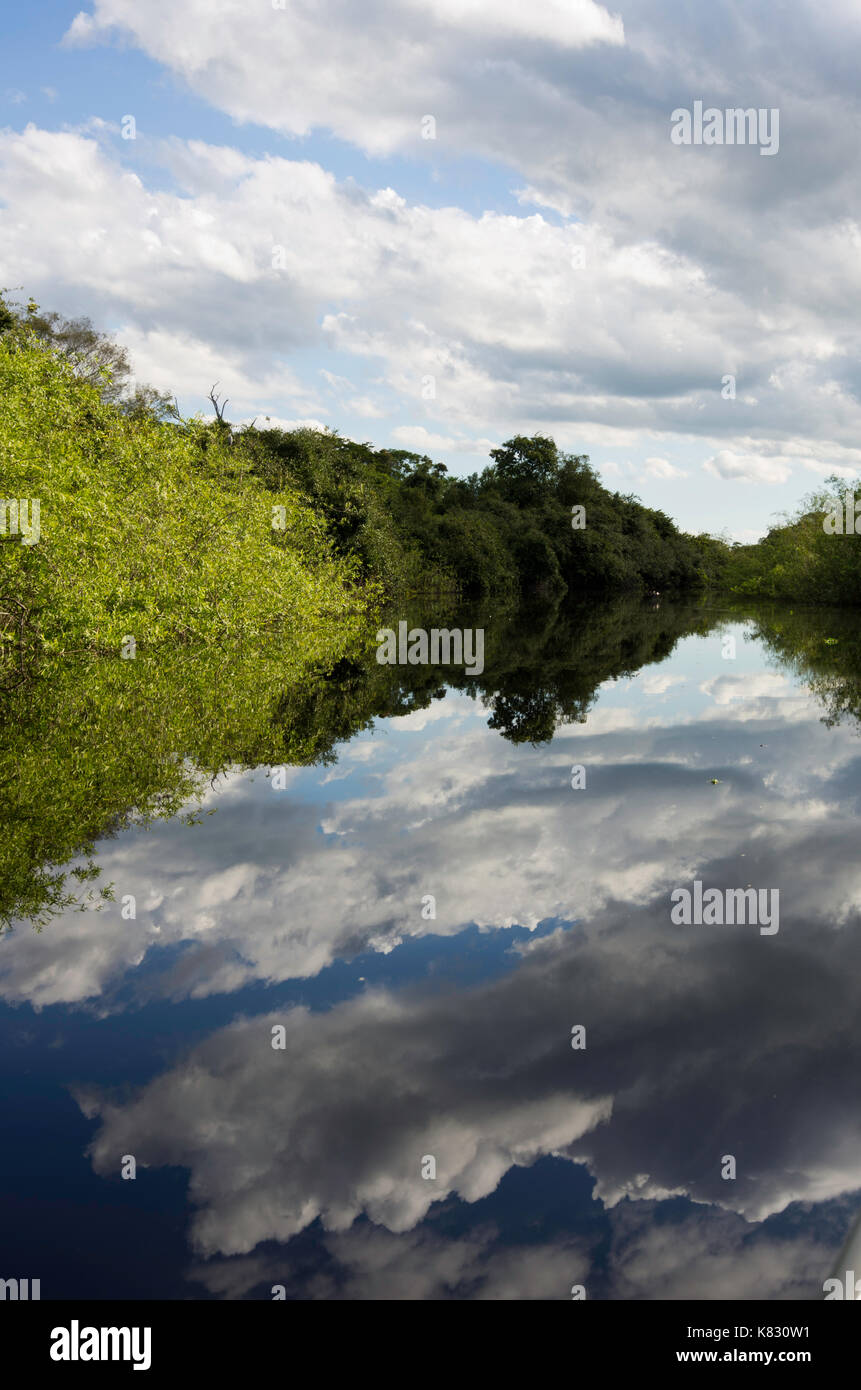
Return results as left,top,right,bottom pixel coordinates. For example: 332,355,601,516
2,599,861,1299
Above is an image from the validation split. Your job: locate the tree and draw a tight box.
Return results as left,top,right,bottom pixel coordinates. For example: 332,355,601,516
118,384,180,423
489,434,560,507
23,304,133,401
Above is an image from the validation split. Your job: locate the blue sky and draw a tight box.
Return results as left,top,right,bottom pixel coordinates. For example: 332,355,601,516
3,0,861,539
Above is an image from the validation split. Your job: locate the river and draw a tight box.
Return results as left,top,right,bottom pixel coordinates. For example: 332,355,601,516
2,597,860,1299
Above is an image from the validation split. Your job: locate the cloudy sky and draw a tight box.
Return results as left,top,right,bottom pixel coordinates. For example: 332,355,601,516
3,0,861,538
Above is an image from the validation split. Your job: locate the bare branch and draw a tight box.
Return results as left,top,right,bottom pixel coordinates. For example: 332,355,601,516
207,383,229,423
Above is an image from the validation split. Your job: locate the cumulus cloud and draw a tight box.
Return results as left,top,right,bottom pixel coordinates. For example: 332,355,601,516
639,672,686,696
64,0,625,157
606,1203,832,1301
703,450,794,484
3,113,861,467
700,672,792,705
188,1221,594,1300
643,456,687,479
76,990,613,1255
390,425,492,455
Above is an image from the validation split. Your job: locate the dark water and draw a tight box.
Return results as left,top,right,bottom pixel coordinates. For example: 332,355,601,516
3,598,861,1300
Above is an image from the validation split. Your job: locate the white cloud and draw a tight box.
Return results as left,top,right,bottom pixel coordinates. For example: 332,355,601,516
13,0,852,500
390,425,491,454
391,426,459,452
3,120,861,473
639,672,686,696
414,0,624,47
185,1197,834,1300
643,456,687,479
77,993,613,1254
703,450,793,484
64,0,624,158
803,459,858,478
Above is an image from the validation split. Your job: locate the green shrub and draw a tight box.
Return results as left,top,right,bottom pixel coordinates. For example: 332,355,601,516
0,330,373,657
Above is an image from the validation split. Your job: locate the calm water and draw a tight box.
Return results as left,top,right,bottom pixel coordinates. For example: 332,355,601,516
3,599,861,1300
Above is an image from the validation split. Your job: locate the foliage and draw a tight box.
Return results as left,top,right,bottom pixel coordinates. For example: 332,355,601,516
723,479,861,604
0,327,372,654
0,294,735,627
238,423,728,601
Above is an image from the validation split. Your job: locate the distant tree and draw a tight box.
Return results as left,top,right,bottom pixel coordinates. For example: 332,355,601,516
402,457,448,501
1,296,176,421
23,303,133,401
489,434,560,507
118,384,180,423
2,294,735,607
555,450,598,506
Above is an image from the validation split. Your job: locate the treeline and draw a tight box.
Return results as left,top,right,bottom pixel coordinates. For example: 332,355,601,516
724,479,861,605
240,425,730,599
0,296,729,658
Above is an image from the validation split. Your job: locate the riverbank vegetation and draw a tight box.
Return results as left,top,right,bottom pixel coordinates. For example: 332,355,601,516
1,298,729,661
4,294,858,667
239,423,730,599
0,306,370,659
722,480,861,604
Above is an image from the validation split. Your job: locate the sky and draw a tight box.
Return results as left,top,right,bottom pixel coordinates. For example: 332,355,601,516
2,0,861,540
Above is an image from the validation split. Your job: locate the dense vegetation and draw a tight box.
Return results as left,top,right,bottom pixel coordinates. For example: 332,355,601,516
239,424,730,600
723,479,861,604
0,297,729,663
5,294,861,650
0,304,370,656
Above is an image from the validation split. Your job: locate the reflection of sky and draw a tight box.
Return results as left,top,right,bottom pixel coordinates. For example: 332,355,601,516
2,618,861,1298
